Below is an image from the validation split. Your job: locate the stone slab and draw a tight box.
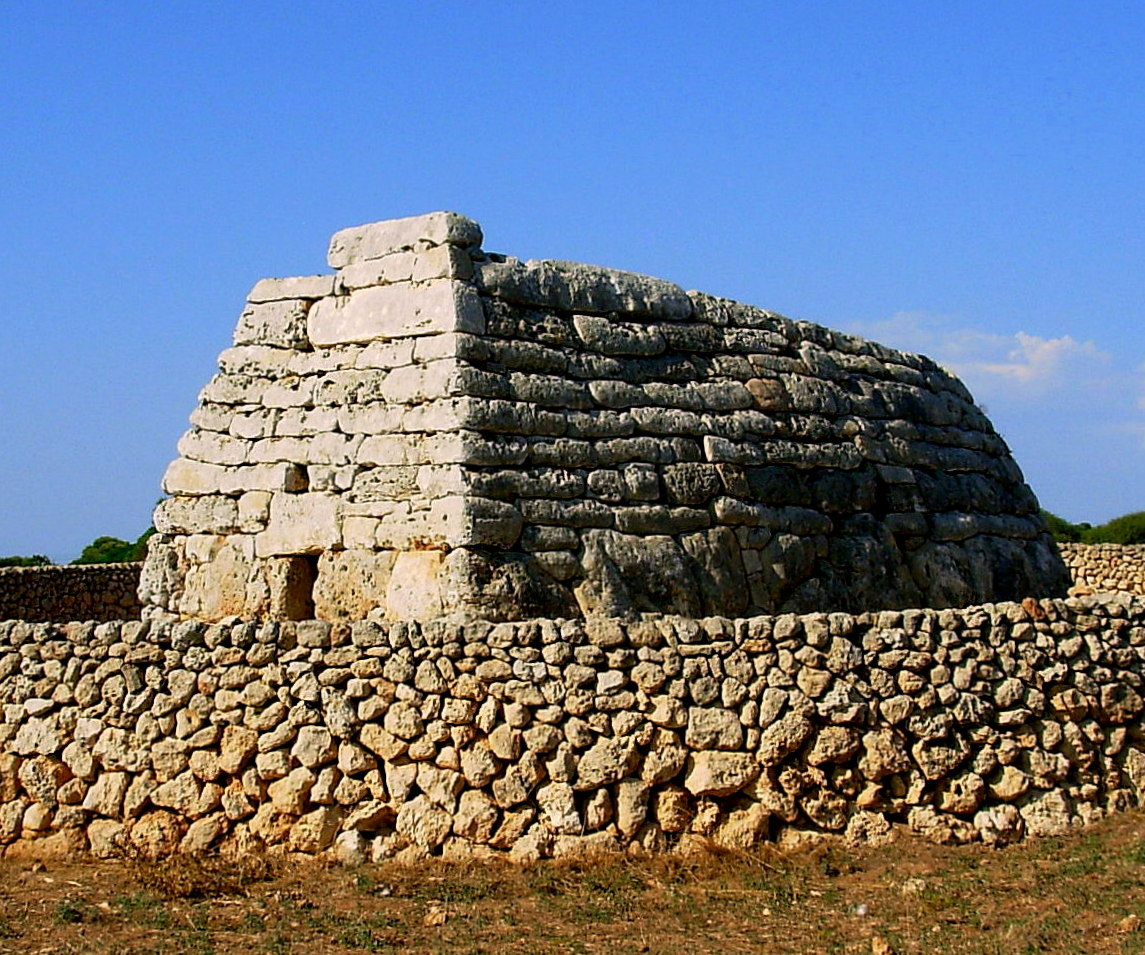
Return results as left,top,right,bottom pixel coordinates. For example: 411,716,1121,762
327,212,482,268
307,280,485,346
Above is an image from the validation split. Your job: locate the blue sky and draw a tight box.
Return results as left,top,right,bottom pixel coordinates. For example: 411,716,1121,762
1,2,1142,562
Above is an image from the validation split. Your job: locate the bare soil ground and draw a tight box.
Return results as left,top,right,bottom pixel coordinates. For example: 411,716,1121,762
4,810,1145,954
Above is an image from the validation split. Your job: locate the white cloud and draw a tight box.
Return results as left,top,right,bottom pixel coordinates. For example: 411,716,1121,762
972,331,1107,385
848,311,1109,395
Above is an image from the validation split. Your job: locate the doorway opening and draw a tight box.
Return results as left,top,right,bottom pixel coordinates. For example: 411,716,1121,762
280,555,319,620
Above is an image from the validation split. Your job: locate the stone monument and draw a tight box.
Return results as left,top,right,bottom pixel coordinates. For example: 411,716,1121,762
140,212,1069,622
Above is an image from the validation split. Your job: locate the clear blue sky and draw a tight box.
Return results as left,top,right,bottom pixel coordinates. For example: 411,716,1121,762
2,2,1142,562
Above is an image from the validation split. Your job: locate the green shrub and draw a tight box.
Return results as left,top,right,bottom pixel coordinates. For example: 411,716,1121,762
1043,508,1145,545
1084,511,1145,545
0,554,51,567
1041,510,1083,543
71,528,155,565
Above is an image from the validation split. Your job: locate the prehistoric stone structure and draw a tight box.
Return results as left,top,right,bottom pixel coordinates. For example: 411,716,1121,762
141,212,1068,623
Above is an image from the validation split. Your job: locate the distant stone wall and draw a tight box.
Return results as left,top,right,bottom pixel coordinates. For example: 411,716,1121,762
143,212,1068,624
1062,543,1145,596
1,594,1143,861
0,564,142,623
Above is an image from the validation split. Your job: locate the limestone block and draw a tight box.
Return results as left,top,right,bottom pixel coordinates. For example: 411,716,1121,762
233,300,312,348
338,245,473,289
246,275,336,303
177,539,259,621
217,345,295,377
572,314,666,356
438,496,523,549
475,258,694,320
385,551,445,620
238,491,272,532
685,708,744,751
327,212,483,268
381,359,459,405
308,280,485,346
162,459,228,496
338,250,417,288
313,550,393,622
454,789,499,842
355,338,417,370
574,737,639,790
403,398,470,434
395,793,454,849
575,530,702,618
154,496,239,535
683,751,759,797
255,493,340,557
83,769,128,815
128,811,184,860
338,403,405,435
274,407,339,437
163,460,306,498
268,767,315,814
177,430,249,467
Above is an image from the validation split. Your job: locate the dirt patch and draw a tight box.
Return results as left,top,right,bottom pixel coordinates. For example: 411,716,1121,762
5,810,1145,954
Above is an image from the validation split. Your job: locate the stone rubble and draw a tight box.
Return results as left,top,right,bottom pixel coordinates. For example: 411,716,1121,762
0,565,141,624
0,594,1143,860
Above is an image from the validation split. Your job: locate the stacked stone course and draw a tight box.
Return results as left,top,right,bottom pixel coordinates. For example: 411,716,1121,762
1062,543,1145,597
1,595,1144,861
0,565,142,624
142,212,1067,623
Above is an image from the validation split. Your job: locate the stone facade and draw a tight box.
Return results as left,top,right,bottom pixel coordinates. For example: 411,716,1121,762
1062,543,1145,597
0,564,142,624
0,595,1142,861
141,212,1068,623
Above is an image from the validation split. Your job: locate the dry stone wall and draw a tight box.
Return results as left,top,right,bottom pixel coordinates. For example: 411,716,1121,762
0,565,142,624
1,595,1143,861
142,212,1068,624
1062,544,1145,597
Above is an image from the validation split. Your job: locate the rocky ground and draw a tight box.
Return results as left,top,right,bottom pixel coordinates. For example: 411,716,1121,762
4,808,1145,954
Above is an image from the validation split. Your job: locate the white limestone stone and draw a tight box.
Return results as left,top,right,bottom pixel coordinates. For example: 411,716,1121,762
246,275,336,303
385,551,445,619
254,492,341,557
327,212,482,268
307,280,485,347
233,300,312,348
162,459,228,496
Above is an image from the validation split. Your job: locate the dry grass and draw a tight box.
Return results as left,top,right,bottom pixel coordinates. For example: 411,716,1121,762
4,810,1145,953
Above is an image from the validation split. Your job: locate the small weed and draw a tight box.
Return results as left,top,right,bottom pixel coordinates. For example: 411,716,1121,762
240,911,267,933
113,891,172,928
260,929,292,955
53,897,97,924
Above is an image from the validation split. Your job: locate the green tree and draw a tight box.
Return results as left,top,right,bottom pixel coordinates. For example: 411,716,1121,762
71,528,155,565
1041,510,1082,543
0,554,51,567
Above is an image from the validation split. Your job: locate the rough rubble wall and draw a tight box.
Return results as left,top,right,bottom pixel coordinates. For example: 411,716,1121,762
1062,544,1145,596
0,596,1143,861
0,565,142,624
141,212,1068,622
